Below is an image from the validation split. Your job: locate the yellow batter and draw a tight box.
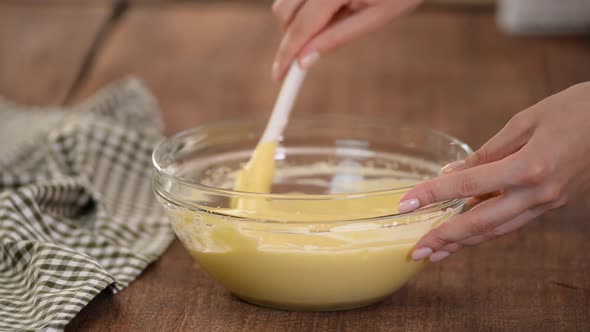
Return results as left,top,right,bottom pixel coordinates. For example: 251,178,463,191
233,141,278,195
169,142,459,310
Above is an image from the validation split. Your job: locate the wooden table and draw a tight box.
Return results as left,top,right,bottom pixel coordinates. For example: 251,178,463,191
2,1,590,331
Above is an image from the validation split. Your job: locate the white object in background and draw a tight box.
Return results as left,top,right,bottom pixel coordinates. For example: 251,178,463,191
260,63,307,144
497,0,590,35
329,159,365,194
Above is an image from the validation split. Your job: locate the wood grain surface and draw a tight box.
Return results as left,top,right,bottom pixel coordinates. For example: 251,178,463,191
1,2,589,331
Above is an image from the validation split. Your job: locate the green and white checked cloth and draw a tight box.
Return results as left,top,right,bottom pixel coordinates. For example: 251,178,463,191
0,79,175,331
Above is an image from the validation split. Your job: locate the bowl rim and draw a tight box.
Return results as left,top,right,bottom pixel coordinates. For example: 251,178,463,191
152,114,472,216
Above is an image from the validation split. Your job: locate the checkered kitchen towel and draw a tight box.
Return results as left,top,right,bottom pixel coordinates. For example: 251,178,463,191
0,79,174,331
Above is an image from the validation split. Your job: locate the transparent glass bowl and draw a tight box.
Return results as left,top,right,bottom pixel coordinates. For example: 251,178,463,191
152,114,472,311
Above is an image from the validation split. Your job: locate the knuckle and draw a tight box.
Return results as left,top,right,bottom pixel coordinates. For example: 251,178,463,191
470,145,490,165
549,191,569,209
460,236,483,247
317,30,343,51
442,243,462,253
271,1,281,15
554,196,569,209
520,160,550,185
278,35,297,61
569,81,590,93
415,182,439,205
489,226,509,239
428,229,451,248
289,24,306,43
506,112,531,133
290,19,306,36
424,187,439,205
537,183,563,204
467,216,495,236
456,175,479,197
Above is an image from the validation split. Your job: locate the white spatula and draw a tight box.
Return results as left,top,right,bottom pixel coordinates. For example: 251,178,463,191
260,63,307,144
233,63,307,194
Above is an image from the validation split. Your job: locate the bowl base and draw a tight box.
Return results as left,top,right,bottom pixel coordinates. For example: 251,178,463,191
234,294,389,312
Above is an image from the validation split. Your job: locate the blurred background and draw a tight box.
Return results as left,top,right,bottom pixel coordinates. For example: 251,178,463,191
1,0,589,149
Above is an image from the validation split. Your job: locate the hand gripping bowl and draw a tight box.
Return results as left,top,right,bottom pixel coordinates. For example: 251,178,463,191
152,115,472,311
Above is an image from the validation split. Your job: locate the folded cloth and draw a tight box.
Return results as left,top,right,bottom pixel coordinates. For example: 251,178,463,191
497,0,590,35
0,79,175,331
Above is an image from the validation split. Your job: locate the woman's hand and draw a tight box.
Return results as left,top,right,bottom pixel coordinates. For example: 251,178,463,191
271,0,422,80
398,82,590,262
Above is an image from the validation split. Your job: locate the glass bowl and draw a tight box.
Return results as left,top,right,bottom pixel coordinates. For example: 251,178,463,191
152,114,472,311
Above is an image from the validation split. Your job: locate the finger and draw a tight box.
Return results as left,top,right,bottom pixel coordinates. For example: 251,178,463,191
431,242,463,262
399,157,526,213
273,0,345,81
297,1,420,69
427,202,546,263
411,188,536,260
442,113,535,174
458,204,546,246
272,0,306,29
466,191,502,208
440,242,462,254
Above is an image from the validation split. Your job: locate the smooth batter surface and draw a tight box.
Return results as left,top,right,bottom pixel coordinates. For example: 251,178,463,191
169,142,459,310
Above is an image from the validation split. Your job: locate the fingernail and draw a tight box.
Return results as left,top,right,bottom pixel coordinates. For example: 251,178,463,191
299,51,320,69
412,247,433,261
429,250,450,262
272,62,280,81
398,198,420,213
441,160,465,174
